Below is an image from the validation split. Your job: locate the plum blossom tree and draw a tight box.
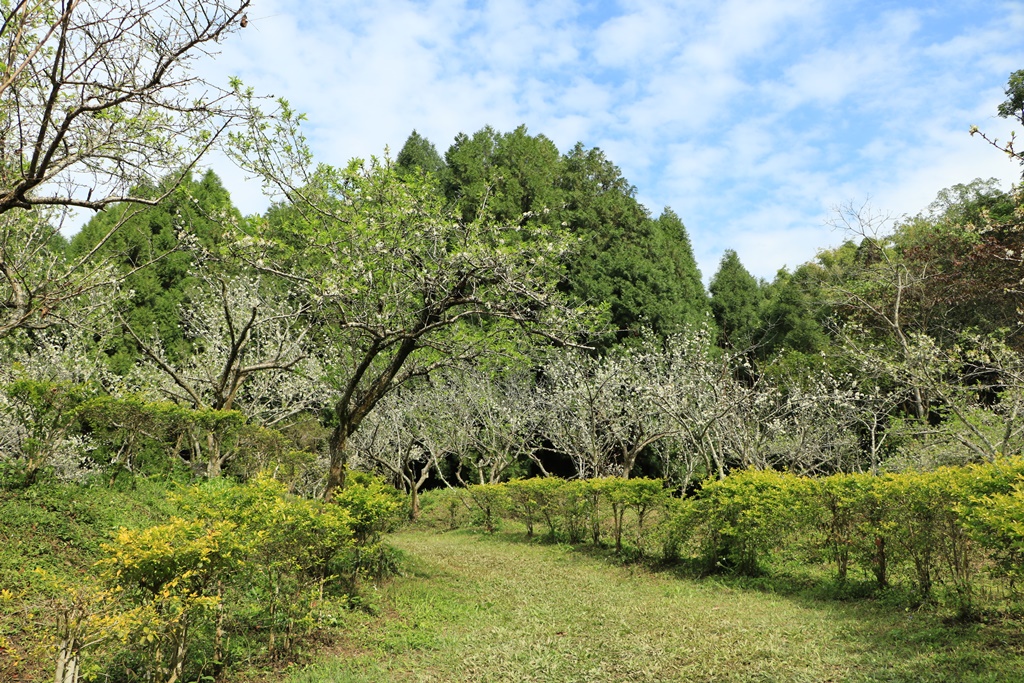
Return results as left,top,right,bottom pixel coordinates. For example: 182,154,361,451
0,0,251,337
543,341,675,480
229,103,593,499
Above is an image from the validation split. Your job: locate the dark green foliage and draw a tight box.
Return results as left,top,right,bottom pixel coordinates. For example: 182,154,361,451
557,145,709,342
443,124,562,224
651,208,711,330
395,129,444,178
67,170,240,371
438,127,709,344
756,265,831,360
556,143,653,340
709,250,764,351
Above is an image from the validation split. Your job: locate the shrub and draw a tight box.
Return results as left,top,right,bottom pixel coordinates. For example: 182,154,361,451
414,487,471,530
97,517,243,683
657,497,697,563
504,478,543,537
557,479,590,544
171,477,356,659
962,475,1024,594
462,483,507,533
691,469,812,576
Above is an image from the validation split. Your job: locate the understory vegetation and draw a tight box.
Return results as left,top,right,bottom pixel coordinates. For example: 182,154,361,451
0,473,403,682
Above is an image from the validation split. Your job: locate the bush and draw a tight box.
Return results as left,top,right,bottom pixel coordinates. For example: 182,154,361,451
690,469,813,576
505,478,544,537
657,497,697,563
98,516,243,682
462,482,507,533
414,487,472,530
962,475,1024,595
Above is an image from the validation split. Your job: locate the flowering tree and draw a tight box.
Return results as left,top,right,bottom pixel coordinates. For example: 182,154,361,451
543,341,675,480
230,104,593,498
124,267,330,477
0,0,252,337
349,382,459,517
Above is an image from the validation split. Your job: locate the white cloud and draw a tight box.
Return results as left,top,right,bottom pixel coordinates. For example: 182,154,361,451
162,0,1024,283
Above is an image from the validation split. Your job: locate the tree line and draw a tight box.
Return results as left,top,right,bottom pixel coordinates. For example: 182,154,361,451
4,76,1024,500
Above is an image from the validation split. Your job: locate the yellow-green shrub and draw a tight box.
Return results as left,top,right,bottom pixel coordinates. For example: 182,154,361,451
98,517,242,683
691,469,813,576
463,482,507,533
962,476,1024,593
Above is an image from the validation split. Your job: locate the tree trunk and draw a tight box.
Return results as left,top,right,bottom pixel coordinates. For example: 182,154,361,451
325,422,350,500
54,638,80,683
873,535,888,589
206,432,222,478
410,483,420,520
213,581,225,677
622,445,635,479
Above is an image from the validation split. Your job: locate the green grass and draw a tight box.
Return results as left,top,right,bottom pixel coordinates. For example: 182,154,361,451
282,530,1024,683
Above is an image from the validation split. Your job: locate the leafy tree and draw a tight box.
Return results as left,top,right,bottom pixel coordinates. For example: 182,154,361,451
439,129,709,344
229,105,592,499
924,177,1017,227
908,182,1023,347
442,124,562,225
756,265,831,361
650,208,711,329
818,205,943,421
557,144,707,342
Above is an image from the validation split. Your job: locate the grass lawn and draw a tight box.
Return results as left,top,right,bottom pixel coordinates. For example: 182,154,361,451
280,530,1024,683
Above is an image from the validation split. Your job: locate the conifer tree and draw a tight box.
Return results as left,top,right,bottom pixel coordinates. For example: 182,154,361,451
709,250,763,351
395,130,445,178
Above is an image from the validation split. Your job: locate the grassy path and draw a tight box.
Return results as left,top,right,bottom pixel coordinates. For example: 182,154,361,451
285,531,1024,683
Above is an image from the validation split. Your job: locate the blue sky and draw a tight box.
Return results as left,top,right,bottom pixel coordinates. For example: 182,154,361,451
201,0,1024,282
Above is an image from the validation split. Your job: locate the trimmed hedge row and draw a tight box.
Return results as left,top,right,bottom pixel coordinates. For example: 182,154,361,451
429,460,1024,615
